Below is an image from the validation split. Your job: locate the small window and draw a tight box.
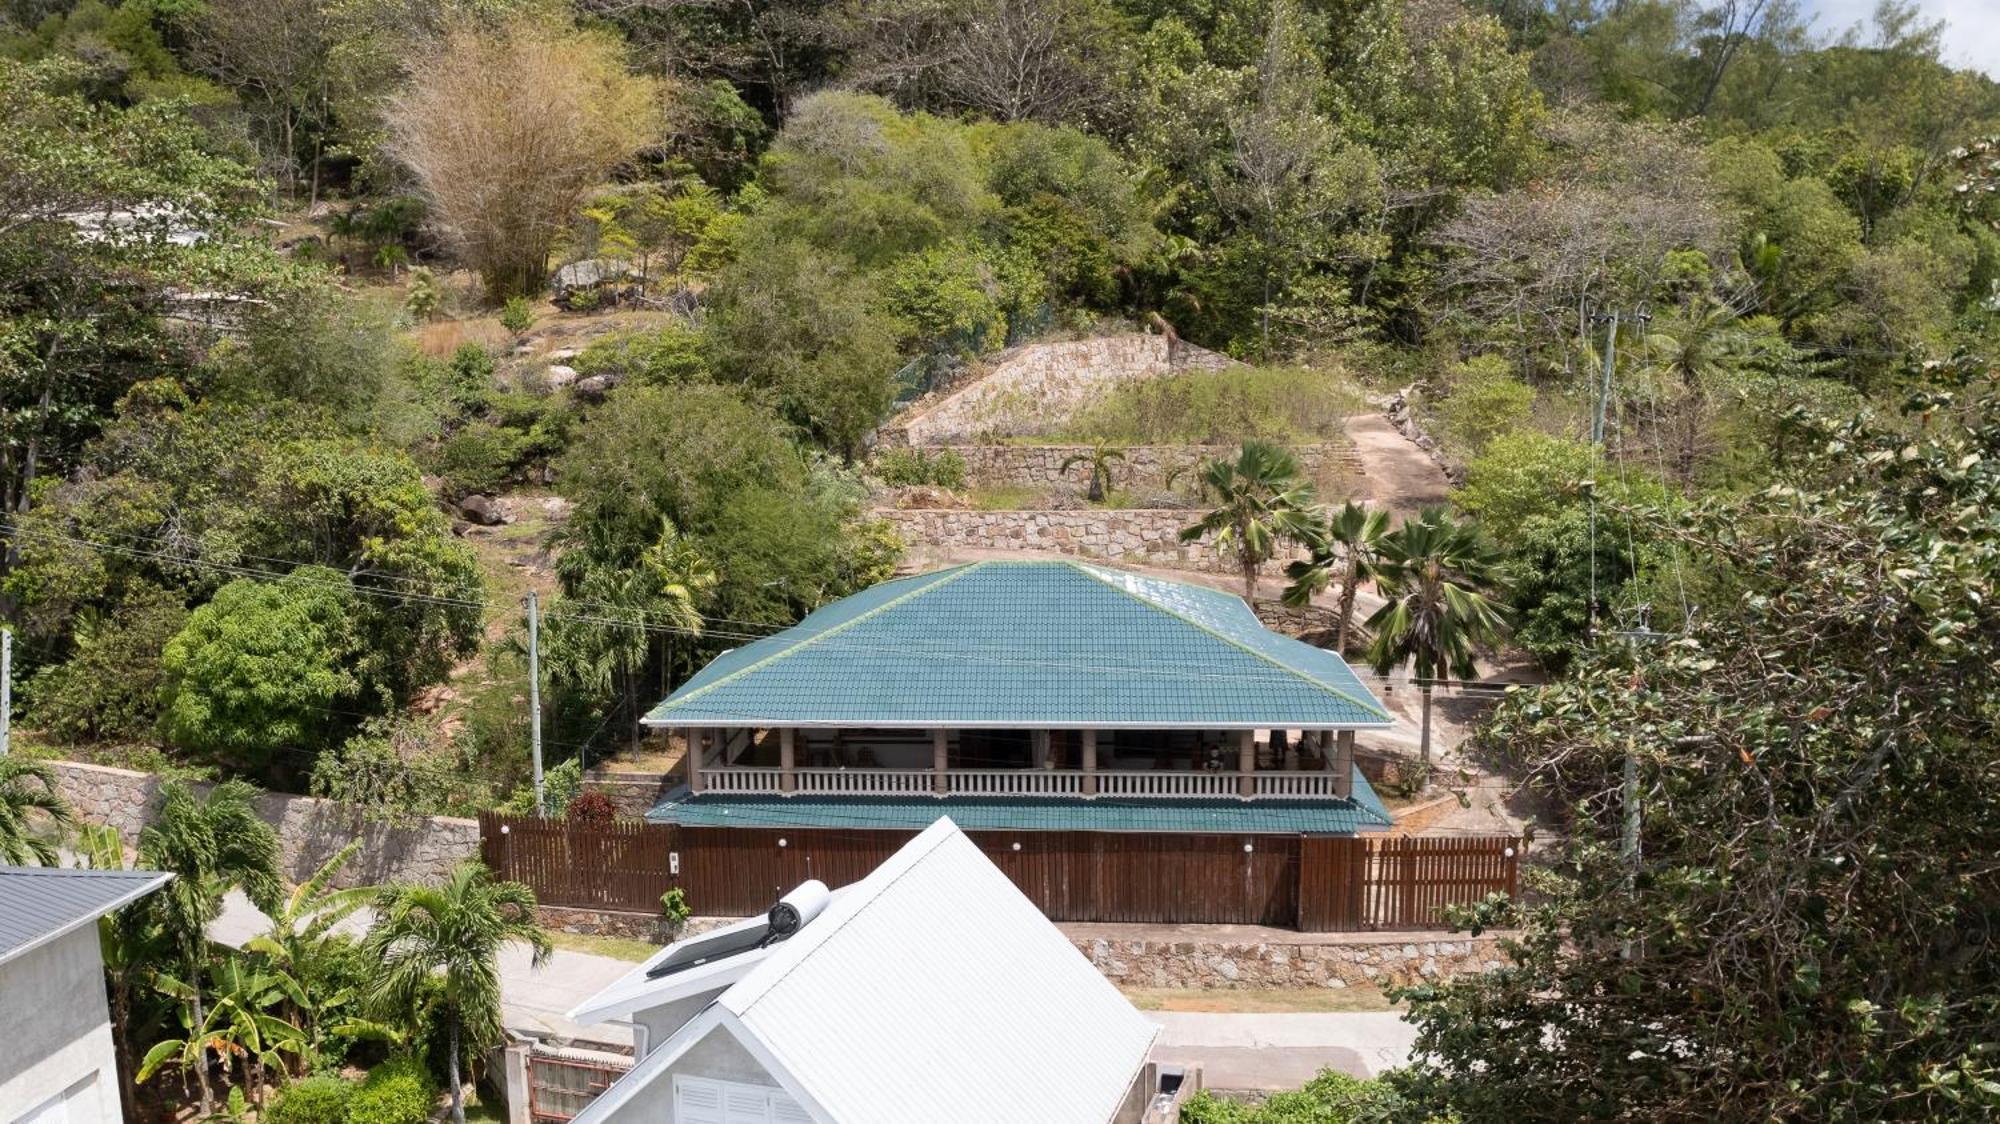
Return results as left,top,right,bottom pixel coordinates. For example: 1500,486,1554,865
673,1074,807,1124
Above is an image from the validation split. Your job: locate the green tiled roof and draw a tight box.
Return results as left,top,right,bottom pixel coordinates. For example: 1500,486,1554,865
646,772,1395,835
646,560,1391,729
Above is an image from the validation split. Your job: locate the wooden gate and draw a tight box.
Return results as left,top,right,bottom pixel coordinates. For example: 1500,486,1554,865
527,1049,629,1123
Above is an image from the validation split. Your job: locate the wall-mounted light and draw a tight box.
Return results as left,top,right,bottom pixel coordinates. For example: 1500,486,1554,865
1503,846,1516,858
777,837,788,848
1243,842,1254,854
1011,842,1022,852
499,824,510,835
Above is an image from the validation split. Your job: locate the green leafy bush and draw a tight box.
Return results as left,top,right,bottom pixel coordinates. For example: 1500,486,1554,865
499,296,535,335
263,1074,354,1124
1429,355,1534,458
874,447,967,488
26,583,187,743
575,324,711,385
1179,1068,1405,1122
346,1056,437,1124
435,420,529,497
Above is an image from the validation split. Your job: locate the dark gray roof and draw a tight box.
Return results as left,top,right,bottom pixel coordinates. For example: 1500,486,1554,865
0,865,171,967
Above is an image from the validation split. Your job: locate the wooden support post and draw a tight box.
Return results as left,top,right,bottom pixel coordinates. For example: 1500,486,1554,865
1081,729,1098,796
779,728,796,794
1237,729,1256,798
686,729,704,794
1334,730,1356,798
933,728,949,796
1032,728,1050,769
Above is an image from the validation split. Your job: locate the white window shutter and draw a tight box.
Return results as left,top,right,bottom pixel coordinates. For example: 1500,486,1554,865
723,1087,771,1124
770,1096,813,1123
674,1076,727,1124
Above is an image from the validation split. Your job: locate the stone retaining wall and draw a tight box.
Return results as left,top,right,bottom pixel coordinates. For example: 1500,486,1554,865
581,770,675,820
1074,929,1510,990
911,442,1364,493
889,334,1234,444
877,507,1309,572
49,760,480,889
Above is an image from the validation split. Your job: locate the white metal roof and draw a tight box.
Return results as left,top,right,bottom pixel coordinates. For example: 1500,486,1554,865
569,818,1160,1124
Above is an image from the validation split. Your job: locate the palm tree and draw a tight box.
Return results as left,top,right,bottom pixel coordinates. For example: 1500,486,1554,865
1282,501,1392,656
1059,443,1127,503
137,780,283,1117
1364,509,1510,767
78,822,173,1112
1180,440,1320,600
364,862,552,1124
0,757,75,865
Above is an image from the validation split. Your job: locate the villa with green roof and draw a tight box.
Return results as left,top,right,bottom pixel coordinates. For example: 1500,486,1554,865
643,559,1400,836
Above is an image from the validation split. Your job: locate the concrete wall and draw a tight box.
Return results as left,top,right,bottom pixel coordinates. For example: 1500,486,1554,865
890,334,1235,444
915,442,1364,493
878,508,1309,573
0,926,120,1122
48,760,480,888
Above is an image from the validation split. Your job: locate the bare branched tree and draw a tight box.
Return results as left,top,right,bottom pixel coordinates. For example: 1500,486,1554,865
844,0,1117,124
388,16,661,300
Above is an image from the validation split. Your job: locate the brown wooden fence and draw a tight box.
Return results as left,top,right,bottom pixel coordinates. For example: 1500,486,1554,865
479,813,1519,932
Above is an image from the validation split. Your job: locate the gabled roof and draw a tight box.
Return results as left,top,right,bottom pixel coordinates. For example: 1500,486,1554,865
0,865,172,968
571,819,1161,1124
646,559,1392,729
647,774,1396,834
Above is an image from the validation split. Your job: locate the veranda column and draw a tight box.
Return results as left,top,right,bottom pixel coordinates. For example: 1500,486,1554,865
686,728,705,794
1237,729,1256,798
780,727,796,794
1334,730,1356,798
1081,729,1098,796
933,728,950,795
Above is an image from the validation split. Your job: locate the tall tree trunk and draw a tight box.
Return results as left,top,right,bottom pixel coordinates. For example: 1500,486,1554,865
1242,555,1258,602
188,958,214,1117
1419,686,1434,768
449,1020,465,1124
111,974,141,1120
1335,556,1360,656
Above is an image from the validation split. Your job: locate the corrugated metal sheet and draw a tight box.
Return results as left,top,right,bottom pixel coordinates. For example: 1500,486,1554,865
0,865,171,967
720,820,1159,1124
645,560,1392,729
647,775,1395,834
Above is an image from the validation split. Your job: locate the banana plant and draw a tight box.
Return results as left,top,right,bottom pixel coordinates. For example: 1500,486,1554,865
141,958,307,1109
244,842,376,1068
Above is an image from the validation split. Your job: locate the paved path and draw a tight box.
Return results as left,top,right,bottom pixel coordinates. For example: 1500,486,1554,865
1342,413,1451,516
1151,1011,1419,1090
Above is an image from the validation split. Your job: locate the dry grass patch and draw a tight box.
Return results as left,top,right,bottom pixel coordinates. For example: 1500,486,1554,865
1121,986,1396,1014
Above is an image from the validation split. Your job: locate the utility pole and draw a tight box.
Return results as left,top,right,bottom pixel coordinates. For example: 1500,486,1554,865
1591,309,1620,446
1,628,11,757
528,591,544,818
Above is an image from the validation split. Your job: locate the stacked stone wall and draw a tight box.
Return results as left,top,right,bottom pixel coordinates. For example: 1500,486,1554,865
912,442,1363,493
1075,929,1510,990
49,760,480,888
877,508,1313,572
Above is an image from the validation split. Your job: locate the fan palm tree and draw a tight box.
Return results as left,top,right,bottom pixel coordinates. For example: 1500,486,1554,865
0,757,75,865
364,862,552,1124
1180,440,1320,600
1059,443,1128,503
1365,509,1510,766
1282,501,1392,656
137,780,283,1117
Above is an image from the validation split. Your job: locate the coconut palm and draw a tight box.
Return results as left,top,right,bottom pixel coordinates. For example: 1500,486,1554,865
1365,508,1510,766
1282,501,1392,656
364,862,552,1124
137,780,283,1117
1179,440,1320,600
0,757,75,865
1059,443,1128,503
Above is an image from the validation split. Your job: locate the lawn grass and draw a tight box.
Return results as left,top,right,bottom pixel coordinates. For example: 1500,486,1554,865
1121,985,1396,1014
549,931,662,962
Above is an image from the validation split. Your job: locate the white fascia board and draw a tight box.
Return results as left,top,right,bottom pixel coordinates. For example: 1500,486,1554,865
566,1005,839,1124
0,872,172,971
714,1008,840,1124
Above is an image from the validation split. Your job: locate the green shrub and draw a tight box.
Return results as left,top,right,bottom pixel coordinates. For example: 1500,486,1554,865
26,583,187,743
1179,1068,1402,1123
874,447,967,488
263,1074,354,1124
576,324,711,385
435,421,529,497
1431,355,1534,458
1063,365,1366,445
347,1056,437,1124
499,296,535,335
445,344,497,413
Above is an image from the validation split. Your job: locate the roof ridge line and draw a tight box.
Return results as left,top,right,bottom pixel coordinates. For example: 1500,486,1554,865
1066,563,1393,723
656,564,985,714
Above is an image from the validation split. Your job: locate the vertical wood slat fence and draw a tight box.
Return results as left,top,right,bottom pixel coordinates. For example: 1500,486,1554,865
479,813,1520,932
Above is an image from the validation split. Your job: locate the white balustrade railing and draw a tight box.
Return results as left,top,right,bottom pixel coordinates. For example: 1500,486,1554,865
794,768,935,794
1093,771,1244,798
699,767,1347,799
948,769,1088,796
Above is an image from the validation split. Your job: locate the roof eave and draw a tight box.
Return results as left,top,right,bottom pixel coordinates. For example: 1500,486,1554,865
643,717,1397,730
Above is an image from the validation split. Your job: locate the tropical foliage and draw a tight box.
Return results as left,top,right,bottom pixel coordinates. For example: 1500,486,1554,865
1180,440,1321,598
